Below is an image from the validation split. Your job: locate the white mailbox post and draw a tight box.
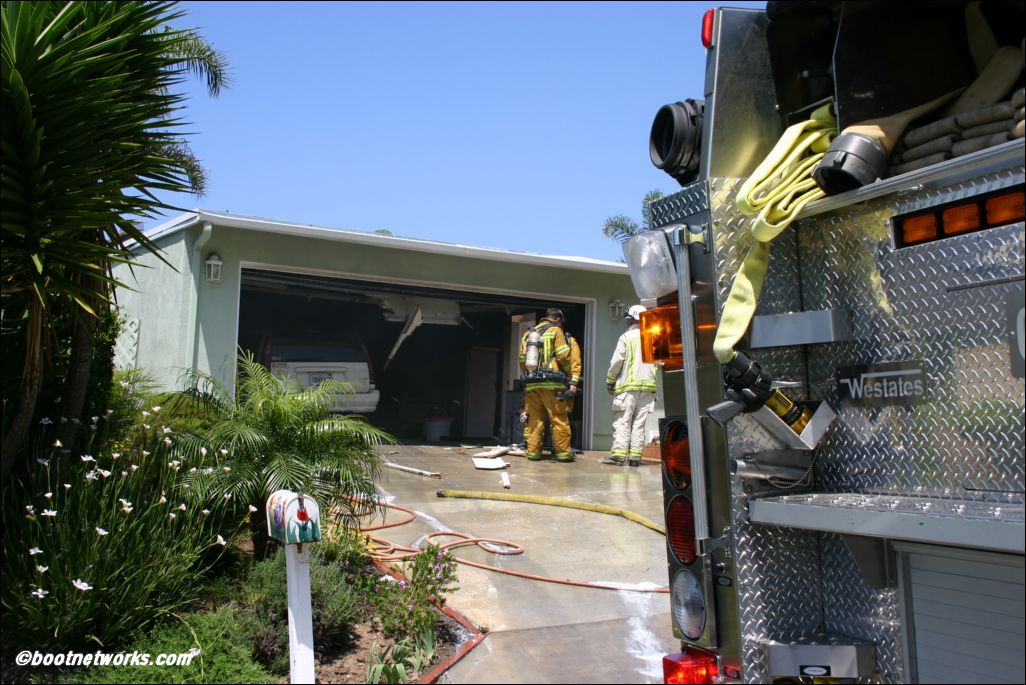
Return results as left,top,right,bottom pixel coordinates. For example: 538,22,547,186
266,490,321,684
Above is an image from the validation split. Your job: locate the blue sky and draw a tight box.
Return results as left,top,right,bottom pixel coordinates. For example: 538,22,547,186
160,1,765,261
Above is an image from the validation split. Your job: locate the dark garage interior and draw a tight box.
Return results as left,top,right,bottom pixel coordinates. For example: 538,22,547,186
237,269,588,447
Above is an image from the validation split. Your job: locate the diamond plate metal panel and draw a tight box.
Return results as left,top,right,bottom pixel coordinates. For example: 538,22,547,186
650,182,710,227
799,169,1025,500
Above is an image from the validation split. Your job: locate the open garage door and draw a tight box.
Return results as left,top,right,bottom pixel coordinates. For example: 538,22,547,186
237,268,590,448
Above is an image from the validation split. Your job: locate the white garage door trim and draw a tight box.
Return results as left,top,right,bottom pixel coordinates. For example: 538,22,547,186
895,542,1025,684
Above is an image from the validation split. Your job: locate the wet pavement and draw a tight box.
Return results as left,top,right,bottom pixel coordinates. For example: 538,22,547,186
369,444,678,684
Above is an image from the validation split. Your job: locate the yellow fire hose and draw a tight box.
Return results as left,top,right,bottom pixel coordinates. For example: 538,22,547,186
713,102,837,363
436,488,666,536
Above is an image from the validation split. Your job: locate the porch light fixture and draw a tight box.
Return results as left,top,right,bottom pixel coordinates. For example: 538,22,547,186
609,297,625,321
205,253,223,283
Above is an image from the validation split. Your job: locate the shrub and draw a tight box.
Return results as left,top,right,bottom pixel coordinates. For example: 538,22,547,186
56,606,276,684
371,545,458,638
1,376,245,652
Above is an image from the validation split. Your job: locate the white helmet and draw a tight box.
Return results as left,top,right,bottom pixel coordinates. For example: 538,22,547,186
626,304,646,320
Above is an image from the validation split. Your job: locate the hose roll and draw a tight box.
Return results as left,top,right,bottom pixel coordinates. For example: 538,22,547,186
649,99,705,185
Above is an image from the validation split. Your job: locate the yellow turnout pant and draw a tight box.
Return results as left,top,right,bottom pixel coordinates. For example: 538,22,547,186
524,389,571,458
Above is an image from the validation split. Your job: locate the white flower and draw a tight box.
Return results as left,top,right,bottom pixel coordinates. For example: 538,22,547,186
63,483,71,491
84,471,97,481
169,513,177,520
25,505,35,514
119,498,130,506
41,509,57,517
98,469,111,478
189,467,197,474
143,423,151,430
163,438,172,446
106,408,114,416
72,579,93,592
40,417,53,425
32,588,49,599
223,493,232,501
120,381,130,388
129,465,139,472
141,450,150,457
162,426,172,435
111,452,121,460
248,505,258,513
37,458,50,467
182,484,190,489
81,455,95,463
203,468,214,475
29,547,42,556
216,535,227,546
200,447,208,457
159,494,167,504
119,499,133,514
201,509,211,517
43,492,53,499
219,448,228,456
141,410,150,418
152,406,161,413
178,504,187,511
223,467,231,472
96,527,108,536
54,439,62,448
121,471,128,477
36,565,48,573
91,416,99,423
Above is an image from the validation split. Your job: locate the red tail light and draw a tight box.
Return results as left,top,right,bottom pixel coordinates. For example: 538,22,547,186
664,649,719,684
667,496,697,565
701,9,715,48
661,420,691,490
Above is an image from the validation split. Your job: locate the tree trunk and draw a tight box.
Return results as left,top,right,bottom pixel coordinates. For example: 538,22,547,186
250,510,273,561
57,307,96,452
1,300,45,483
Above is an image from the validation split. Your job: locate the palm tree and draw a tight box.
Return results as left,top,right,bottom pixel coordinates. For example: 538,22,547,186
601,189,666,245
1,1,229,478
175,350,394,559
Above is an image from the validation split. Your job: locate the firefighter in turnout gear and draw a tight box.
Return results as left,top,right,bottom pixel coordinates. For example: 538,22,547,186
603,304,657,466
519,308,574,462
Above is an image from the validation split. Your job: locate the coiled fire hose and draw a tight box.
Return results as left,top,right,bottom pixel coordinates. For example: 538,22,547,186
352,494,668,593
712,102,837,364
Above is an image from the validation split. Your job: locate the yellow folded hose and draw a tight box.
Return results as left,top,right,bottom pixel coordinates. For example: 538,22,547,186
713,103,837,363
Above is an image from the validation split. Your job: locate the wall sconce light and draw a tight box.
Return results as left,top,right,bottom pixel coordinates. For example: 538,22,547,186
205,253,223,283
609,297,625,321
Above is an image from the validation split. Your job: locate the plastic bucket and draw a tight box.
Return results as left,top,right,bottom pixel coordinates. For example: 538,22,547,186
423,416,453,442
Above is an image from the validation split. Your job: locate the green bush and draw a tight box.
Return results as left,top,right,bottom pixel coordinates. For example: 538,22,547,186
238,543,364,673
55,606,276,684
371,545,458,638
1,375,246,651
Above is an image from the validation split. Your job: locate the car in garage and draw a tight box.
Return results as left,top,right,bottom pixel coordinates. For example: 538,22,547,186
257,334,380,414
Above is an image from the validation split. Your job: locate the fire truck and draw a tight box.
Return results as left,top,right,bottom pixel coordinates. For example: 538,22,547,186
622,3,1025,683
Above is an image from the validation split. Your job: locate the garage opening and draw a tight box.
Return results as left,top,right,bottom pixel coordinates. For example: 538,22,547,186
237,268,590,448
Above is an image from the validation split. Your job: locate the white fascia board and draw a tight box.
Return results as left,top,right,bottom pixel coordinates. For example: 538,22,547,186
138,210,628,276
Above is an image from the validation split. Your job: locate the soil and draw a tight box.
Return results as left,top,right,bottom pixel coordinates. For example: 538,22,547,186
313,612,468,684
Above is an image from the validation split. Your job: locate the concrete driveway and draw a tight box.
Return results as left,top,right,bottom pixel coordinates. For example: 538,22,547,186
369,444,678,684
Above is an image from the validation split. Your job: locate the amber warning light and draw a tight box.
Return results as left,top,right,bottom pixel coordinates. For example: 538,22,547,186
640,304,684,370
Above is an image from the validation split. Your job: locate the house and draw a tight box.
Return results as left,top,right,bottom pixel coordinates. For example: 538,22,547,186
113,210,661,450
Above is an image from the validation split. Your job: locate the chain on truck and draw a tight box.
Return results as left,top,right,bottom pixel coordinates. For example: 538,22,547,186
622,3,1025,683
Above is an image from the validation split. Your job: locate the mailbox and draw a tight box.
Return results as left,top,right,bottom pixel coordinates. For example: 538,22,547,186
266,490,321,544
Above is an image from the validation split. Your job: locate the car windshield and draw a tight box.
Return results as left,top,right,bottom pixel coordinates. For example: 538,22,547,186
270,342,365,363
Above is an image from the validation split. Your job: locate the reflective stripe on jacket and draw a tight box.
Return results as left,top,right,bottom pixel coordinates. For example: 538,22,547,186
566,333,582,385
519,319,572,390
606,324,657,393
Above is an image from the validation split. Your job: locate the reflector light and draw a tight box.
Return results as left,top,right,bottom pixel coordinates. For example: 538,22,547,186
671,569,706,640
701,9,715,48
941,203,980,234
663,649,719,685
667,496,697,565
985,190,1025,225
640,304,683,370
894,186,1025,248
661,419,692,489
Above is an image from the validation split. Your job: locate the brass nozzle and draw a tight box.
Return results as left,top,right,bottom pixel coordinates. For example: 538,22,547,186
764,390,812,435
